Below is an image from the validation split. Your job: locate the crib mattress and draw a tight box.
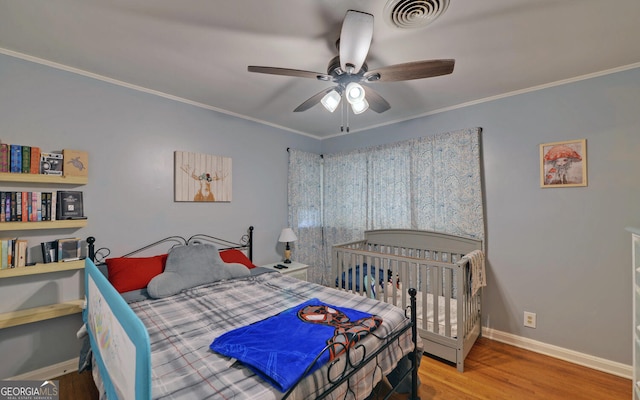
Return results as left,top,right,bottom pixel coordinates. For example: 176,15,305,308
374,285,458,338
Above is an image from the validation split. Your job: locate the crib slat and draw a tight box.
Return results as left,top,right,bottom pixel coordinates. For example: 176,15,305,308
444,267,452,338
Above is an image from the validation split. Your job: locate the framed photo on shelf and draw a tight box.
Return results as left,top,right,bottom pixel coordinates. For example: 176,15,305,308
57,238,81,261
540,139,587,188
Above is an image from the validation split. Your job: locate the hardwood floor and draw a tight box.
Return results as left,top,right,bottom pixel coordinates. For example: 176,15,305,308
55,337,631,399
55,368,99,400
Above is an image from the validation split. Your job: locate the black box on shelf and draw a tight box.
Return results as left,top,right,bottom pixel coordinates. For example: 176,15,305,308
56,191,84,220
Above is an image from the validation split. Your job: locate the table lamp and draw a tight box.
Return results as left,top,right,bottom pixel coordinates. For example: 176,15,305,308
278,228,298,263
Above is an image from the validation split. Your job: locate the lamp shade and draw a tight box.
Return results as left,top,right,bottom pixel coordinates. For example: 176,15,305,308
278,228,298,243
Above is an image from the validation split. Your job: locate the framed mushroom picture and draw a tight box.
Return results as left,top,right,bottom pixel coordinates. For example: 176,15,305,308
540,139,587,188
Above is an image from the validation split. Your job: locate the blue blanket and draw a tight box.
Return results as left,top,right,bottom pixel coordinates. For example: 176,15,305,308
210,298,382,392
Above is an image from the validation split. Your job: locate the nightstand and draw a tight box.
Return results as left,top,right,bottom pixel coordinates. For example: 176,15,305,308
261,261,309,282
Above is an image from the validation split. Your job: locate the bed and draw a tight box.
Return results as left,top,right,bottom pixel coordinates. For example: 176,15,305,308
333,229,485,372
80,227,421,399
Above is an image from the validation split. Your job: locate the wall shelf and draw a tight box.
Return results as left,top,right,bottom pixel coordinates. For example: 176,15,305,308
0,219,87,231
0,152,89,331
0,172,87,185
0,260,84,279
0,299,84,329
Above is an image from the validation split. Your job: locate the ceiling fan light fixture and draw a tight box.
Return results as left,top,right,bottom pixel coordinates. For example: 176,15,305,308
345,82,366,104
321,89,342,113
350,98,369,114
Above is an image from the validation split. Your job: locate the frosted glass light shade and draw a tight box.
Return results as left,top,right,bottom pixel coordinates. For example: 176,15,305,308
350,98,369,114
345,82,365,104
321,90,341,112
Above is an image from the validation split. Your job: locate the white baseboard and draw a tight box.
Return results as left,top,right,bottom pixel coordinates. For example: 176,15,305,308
483,328,632,380
9,358,79,381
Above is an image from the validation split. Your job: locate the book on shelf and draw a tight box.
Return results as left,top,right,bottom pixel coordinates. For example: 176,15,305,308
56,191,84,220
50,191,57,221
15,191,22,221
4,193,9,222
36,193,40,221
41,192,50,221
41,240,58,263
21,146,31,174
30,192,36,221
0,143,8,173
10,192,17,221
9,144,21,173
15,239,27,267
21,192,28,222
0,240,6,269
57,238,80,262
30,147,41,174
0,238,16,269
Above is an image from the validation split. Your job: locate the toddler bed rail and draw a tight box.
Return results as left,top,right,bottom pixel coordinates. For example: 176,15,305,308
333,229,483,372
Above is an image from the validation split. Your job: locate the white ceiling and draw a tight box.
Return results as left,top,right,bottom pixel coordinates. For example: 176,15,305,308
1,0,639,139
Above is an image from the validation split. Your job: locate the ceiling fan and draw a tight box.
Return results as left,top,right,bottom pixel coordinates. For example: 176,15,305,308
248,10,455,120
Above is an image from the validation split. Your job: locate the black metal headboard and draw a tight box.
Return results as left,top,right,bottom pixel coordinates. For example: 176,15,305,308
87,226,254,263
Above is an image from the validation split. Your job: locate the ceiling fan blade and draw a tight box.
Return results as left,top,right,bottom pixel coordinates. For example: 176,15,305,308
362,86,391,113
293,87,338,112
364,59,455,82
248,66,333,81
339,10,374,74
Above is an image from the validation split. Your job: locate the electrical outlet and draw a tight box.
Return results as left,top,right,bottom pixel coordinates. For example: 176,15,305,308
524,311,537,328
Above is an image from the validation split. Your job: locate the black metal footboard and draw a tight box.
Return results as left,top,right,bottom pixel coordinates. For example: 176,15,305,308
283,288,420,400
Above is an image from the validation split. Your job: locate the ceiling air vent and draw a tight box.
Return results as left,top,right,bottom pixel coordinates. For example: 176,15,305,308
384,0,450,29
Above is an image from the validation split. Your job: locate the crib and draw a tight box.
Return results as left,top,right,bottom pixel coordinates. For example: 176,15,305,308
333,229,483,372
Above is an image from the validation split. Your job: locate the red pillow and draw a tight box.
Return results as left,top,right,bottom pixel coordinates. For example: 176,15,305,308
106,254,168,293
219,249,257,269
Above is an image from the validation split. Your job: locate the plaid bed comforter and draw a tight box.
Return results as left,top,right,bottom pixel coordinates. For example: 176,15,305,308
127,271,416,400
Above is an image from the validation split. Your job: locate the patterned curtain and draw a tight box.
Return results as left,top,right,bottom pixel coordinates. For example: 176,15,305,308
368,144,412,230
410,128,484,239
321,150,369,283
287,127,484,285
286,149,324,284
